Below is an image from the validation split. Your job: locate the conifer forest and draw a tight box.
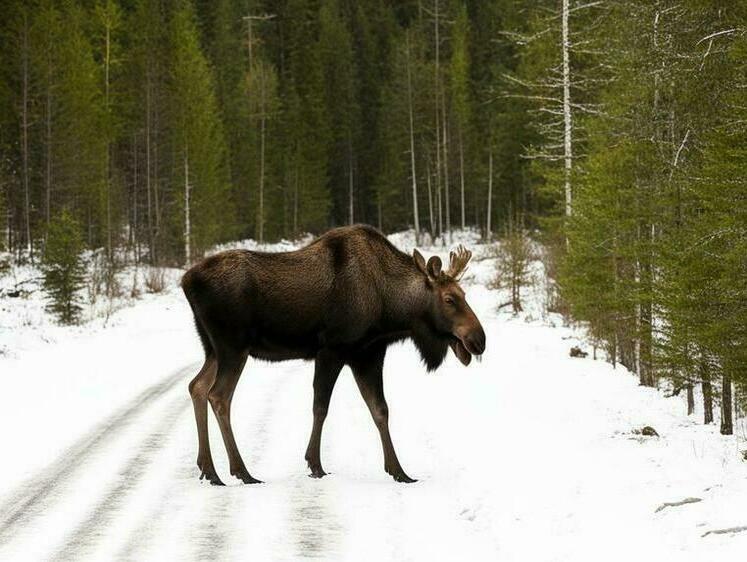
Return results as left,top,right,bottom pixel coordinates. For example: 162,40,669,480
1,0,746,426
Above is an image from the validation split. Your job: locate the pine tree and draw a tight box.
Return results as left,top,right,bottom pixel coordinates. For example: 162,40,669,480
53,3,107,246
245,56,280,242
42,208,86,324
169,1,232,264
319,0,360,226
449,2,470,230
282,0,332,235
92,0,123,260
124,0,169,264
208,0,254,239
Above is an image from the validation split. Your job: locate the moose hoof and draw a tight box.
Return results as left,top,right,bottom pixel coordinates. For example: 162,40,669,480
197,459,225,486
199,468,225,486
393,473,418,484
387,467,417,483
232,469,263,484
307,461,328,478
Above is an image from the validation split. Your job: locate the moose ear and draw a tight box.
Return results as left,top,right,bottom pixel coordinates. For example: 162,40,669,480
413,249,427,275
426,256,442,279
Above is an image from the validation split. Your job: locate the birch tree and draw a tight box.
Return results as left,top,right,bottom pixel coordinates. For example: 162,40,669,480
503,0,607,228
406,30,421,243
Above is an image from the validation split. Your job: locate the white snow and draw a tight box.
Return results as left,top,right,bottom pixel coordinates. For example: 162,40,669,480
0,231,745,561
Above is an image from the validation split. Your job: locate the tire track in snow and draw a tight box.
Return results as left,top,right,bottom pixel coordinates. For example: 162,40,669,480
0,365,193,546
286,478,344,560
283,367,346,560
53,391,190,560
191,367,292,562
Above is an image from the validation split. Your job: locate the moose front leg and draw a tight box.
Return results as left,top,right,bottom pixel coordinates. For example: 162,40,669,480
351,348,417,483
305,350,343,478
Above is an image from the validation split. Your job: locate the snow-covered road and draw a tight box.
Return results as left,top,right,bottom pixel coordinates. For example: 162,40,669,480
1,241,745,561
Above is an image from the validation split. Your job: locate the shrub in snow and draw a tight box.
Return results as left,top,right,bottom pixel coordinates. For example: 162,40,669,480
490,225,535,314
145,267,166,294
87,249,124,307
41,210,86,325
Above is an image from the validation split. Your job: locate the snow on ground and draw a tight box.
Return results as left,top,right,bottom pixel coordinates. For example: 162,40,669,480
0,230,746,561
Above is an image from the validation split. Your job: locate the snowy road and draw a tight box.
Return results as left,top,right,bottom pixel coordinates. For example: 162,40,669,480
1,260,746,560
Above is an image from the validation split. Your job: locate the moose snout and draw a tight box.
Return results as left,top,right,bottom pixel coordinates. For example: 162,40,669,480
465,327,486,355
457,324,485,356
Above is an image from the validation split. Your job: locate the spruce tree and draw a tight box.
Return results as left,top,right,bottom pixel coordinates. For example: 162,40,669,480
319,0,360,226
42,209,86,325
282,0,332,235
169,1,232,263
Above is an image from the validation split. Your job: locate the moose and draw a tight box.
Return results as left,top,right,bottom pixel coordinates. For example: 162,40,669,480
181,224,485,485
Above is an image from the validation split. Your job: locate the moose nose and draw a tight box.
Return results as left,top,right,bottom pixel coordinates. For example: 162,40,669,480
467,327,486,355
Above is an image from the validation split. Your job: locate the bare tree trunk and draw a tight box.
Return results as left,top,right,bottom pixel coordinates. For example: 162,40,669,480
104,21,113,261
146,73,154,264
21,12,32,257
153,94,161,262
612,332,618,370
258,64,266,243
459,126,465,229
634,224,643,384
184,148,191,266
612,231,620,370
348,135,354,225
437,168,442,240
406,31,420,242
720,373,733,435
433,0,441,241
486,149,493,239
5,206,11,251
561,0,572,218
442,97,450,242
45,41,53,234
132,134,139,262
293,168,299,235
701,360,713,425
45,89,52,234
426,157,434,237
686,383,694,416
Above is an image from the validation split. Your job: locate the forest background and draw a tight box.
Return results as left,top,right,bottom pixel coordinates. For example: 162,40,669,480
0,0,745,430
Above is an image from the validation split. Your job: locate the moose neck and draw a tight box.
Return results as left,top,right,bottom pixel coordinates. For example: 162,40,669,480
385,266,449,371
385,267,431,326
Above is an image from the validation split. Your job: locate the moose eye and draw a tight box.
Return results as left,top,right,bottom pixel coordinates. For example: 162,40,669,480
444,295,456,306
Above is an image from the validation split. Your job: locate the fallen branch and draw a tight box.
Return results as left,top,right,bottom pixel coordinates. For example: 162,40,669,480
655,497,702,513
702,525,747,538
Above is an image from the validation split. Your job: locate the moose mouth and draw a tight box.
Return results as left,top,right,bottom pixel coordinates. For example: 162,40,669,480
449,336,475,366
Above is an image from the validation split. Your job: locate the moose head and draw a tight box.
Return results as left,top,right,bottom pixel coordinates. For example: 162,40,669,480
413,245,486,366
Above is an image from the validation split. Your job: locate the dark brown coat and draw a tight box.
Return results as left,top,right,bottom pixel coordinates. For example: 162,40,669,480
182,225,485,485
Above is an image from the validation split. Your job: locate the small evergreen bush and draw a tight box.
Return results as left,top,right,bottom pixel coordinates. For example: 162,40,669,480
42,209,86,324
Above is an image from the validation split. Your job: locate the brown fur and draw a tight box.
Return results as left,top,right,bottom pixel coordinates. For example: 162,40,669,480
182,225,485,485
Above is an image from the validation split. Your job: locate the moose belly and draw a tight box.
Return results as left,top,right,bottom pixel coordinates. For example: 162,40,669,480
245,312,322,362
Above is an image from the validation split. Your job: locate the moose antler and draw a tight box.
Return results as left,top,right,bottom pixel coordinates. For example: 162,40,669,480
445,245,472,280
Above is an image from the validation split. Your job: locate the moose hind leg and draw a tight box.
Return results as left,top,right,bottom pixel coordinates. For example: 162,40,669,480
351,349,417,483
305,351,343,478
208,350,261,484
189,356,223,485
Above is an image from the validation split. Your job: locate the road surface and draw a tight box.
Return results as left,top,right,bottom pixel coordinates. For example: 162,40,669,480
0,293,744,561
